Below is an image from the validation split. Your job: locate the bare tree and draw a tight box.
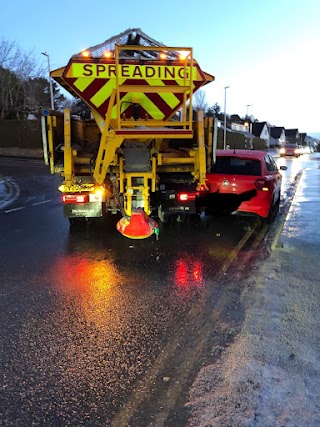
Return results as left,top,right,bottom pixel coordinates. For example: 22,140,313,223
0,39,45,118
192,89,208,112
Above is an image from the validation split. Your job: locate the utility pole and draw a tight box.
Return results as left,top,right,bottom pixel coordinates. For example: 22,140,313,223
41,52,55,110
223,86,229,149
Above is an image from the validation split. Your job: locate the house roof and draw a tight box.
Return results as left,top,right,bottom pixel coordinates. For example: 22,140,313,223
285,129,299,138
270,126,284,139
251,122,267,137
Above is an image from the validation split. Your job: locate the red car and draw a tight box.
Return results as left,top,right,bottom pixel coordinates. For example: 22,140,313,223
198,150,287,222
279,143,300,157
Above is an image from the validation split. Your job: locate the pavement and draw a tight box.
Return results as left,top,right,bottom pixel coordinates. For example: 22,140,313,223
187,154,320,425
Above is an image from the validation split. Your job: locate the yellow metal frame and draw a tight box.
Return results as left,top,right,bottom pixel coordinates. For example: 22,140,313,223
195,110,207,189
52,46,208,218
63,109,75,188
114,45,194,135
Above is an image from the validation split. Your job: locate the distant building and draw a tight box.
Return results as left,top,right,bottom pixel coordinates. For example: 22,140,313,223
299,133,307,146
231,123,248,133
252,122,270,148
230,121,254,148
285,129,300,144
269,126,286,148
305,135,318,151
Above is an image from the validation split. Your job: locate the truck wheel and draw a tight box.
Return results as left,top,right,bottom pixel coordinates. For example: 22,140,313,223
68,217,86,229
176,214,186,223
158,206,168,223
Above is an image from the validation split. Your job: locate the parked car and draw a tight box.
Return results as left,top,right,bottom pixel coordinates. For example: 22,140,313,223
279,143,300,157
197,150,287,223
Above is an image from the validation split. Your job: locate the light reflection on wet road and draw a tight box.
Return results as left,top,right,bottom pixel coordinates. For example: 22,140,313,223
0,154,315,426
281,155,320,244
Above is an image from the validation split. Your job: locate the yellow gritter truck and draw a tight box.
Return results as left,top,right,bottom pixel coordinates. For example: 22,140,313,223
44,28,214,239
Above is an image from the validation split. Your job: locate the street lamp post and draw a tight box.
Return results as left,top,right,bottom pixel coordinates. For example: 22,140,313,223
245,105,253,149
246,104,252,118
41,52,54,110
223,86,229,150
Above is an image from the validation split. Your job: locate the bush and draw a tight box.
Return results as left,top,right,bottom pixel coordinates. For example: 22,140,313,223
252,137,268,150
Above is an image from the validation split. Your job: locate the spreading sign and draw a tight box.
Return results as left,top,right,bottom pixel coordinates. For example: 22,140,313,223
67,63,198,80
62,58,208,121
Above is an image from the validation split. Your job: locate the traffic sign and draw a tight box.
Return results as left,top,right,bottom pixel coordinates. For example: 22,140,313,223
42,108,50,116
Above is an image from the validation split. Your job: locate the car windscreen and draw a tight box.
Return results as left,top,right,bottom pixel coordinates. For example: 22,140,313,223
210,157,261,176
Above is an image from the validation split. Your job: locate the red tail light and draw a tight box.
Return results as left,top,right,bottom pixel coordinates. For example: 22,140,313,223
198,184,209,192
177,192,197,201
62,194,89,204
254,179,271,192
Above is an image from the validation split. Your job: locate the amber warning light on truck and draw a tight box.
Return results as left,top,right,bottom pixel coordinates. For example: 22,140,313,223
66,63,198,80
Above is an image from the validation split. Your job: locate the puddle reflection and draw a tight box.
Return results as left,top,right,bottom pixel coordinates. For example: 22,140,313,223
48,252,126,326
174,257,204,288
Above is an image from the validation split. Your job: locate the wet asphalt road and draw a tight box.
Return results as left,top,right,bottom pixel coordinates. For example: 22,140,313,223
0,155,310,426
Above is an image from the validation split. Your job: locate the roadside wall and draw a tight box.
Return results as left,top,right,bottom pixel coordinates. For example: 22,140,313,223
0,119,43,157
0,118,268,159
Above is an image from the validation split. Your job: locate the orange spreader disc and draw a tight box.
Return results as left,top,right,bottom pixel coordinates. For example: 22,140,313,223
116,209,158,239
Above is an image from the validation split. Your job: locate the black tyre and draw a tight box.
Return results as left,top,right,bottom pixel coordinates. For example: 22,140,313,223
265,197,280,224
68,217,86,230
176,214,186,223
157,206,168,223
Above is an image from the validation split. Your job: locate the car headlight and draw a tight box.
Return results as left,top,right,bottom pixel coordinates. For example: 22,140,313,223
280,148,285,154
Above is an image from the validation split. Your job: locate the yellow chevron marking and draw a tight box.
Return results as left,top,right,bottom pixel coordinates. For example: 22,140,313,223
139,93,165,120
175,77,196,95
117,92,164,120
90,79,116,108
74,77,95,92
146,79,180,109
91,82,165,120
90,78,129,109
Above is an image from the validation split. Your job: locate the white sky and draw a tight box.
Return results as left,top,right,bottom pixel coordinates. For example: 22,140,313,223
1,0,319,133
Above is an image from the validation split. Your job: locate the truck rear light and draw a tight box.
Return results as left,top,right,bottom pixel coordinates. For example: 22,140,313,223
254,179,271,192
178,192,197,201
62,194,89,204
94,187,105,197
199,184,208,191
198,184,209,193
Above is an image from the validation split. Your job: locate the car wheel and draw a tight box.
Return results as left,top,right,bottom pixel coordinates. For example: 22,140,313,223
265,197,280,224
